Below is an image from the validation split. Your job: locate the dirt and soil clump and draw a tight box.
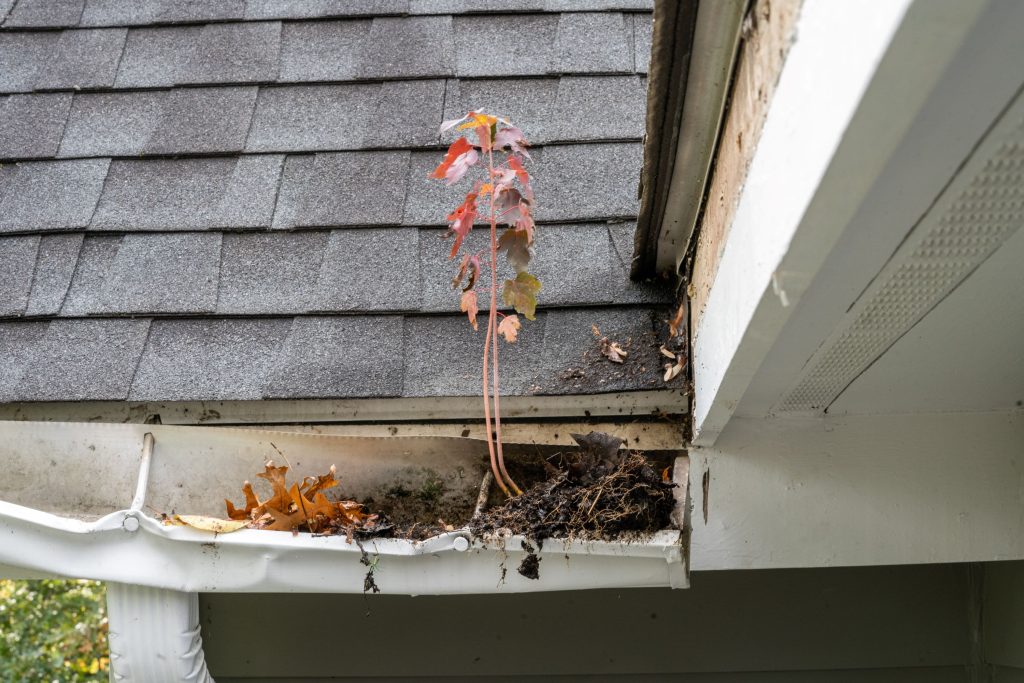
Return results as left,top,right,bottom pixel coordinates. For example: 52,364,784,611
469,441,675,542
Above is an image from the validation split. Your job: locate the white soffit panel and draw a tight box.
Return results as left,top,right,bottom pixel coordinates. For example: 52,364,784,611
778,89,1024,413
829,225,1024,414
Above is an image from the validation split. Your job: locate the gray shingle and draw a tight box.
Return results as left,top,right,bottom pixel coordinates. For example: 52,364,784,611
545,0,653,9
278,20,368,82
433,223,614,311
413,0,543,12
0,33,56,92
549,75,646,141
406,144,641,227
59,234,120,315
246,84,377,153
314,228,420,311
0,234,40,316
91,156,282,230
58,91,165,157
533,306,664,395
0,159,110,233
25,233,84,316
34,28,128,90
365,80,446,147
0,94,73,159
15,318,151,401
247,81,444,153
358,16,454,79
217,231,329,314
633,13,652,73
180,21,281,85
402,312,547,397
3,0,83,27
0,0,14,21
218,154,285,227
534,143,642,221
246,0,408,20
555,13,633,74
264,316,404,398
453,15,556,78
442,78,557,143
0,322,48,401
97,232,222,313
443,76,646,144
114,26,199,88
80,0,244,27
129,318,290,401
607,221,672,304
273,151,410,228
143,86,258,154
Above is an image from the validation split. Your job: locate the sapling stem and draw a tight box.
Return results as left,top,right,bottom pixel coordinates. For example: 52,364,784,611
487,145,522,496
481,304,509,497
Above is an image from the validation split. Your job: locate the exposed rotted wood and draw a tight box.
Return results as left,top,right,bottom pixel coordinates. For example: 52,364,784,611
689,0,802,328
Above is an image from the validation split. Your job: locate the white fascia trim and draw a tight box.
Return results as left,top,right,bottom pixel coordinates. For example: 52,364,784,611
0,502,686,593
687,410,1024,570
690,0,987,444
107,583,214,683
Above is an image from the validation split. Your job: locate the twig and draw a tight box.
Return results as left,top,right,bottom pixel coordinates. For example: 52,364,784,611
472,470,494,519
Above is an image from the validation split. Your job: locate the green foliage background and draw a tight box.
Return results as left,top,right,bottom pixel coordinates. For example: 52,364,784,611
0,580,109,681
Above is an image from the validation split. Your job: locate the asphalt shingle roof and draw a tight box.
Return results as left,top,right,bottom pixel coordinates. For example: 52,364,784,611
0,0,675,405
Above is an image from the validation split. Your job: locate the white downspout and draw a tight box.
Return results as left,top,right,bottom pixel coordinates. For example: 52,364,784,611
107,583,214,683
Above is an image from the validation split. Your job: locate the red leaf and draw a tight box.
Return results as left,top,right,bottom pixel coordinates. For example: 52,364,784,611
452,253,481,291
447,191,478,259
430,137,477,185
507,155,533,201
495,126,530,158
461,290,479,330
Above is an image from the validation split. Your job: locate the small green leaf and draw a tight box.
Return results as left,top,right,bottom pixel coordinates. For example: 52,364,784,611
503,272,541,320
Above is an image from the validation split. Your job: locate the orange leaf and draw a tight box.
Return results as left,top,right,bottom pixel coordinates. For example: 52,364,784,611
256,462,292,516
264,506,307,532
461,290,479,330
299,464,338,500
498,315,521,342
225,480,260,520
456,113,497,131
668,303,686,338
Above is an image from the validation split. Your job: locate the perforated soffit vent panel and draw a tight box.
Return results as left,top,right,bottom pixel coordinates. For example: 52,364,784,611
778,90,1024,413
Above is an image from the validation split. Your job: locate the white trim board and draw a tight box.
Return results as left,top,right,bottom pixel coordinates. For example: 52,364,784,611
688,410,1024,571
689,0,1024,444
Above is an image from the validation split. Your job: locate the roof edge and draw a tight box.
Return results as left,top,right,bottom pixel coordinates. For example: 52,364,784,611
632,0,746,279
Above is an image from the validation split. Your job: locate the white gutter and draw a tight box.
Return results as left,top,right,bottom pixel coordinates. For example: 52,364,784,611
0,500,687,594
0,421,688,680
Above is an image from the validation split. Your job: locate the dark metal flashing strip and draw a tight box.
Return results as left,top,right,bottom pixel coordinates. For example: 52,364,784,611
0,391,688,425
631,0,699,280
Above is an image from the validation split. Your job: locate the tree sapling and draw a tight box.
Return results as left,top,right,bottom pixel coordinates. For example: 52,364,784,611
430,111,540,497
